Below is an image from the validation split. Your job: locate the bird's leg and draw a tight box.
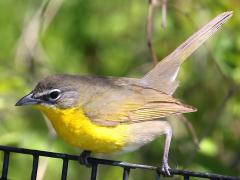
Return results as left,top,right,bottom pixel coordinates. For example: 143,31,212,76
79,150,91,167
160,123,172,176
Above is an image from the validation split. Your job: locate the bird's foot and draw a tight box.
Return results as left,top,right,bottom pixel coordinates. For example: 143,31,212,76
79,150,91,167
157,161,172,176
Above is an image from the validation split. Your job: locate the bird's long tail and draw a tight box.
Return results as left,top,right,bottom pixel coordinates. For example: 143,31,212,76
140,11,233,95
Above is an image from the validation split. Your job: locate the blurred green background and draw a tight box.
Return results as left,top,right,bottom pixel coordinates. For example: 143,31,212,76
0,0,239,179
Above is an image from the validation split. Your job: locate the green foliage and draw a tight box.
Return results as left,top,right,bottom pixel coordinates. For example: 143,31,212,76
0,0,239,179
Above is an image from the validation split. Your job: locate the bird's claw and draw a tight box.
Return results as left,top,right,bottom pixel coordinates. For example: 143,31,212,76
157,161,172,176
79,151,91,167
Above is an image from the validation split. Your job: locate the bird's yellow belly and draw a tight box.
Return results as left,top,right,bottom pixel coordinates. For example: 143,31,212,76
37,106,128,153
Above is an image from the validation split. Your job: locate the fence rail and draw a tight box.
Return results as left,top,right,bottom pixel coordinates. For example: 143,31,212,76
0,145,239,180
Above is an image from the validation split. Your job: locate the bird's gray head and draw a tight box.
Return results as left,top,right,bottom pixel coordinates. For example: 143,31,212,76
15,74,81,109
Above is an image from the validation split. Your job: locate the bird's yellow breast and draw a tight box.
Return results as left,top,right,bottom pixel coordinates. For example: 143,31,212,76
37,106,128,153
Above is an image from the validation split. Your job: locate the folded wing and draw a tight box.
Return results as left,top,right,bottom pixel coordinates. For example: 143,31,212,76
83,84,195,126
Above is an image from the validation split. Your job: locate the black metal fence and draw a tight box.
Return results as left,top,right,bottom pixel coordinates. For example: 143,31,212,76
0,145,239,180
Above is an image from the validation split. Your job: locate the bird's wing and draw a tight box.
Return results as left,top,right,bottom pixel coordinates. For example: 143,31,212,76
83,84,196,126
140,11,232,95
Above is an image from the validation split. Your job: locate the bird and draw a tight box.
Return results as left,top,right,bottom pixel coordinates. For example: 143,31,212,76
15,11,232,176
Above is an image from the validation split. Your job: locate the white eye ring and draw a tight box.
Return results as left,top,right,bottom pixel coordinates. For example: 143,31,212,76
48,89,61,101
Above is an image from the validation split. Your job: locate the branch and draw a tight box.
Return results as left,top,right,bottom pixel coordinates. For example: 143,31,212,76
14,0,64,73
177,115,199,148
161,0,168,28
146,0,159,66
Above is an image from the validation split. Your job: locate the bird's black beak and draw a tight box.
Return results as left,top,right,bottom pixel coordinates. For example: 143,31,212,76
15,93,40,106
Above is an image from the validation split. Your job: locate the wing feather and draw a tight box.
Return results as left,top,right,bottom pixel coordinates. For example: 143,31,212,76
83,84,196,126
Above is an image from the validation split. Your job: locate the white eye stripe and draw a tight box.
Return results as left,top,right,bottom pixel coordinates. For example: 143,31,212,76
34,92,48,98
34,89,61,99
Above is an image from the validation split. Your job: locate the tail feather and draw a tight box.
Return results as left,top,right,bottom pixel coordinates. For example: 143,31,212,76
140,11,233,95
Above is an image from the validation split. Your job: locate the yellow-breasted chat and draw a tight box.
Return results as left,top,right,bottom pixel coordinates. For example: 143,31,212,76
15,12,232,175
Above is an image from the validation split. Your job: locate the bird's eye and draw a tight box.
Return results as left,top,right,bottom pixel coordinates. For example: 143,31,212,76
48,89,61,101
